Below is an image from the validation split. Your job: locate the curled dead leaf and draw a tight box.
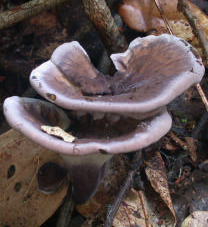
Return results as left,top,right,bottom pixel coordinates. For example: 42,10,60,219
143,150,176,220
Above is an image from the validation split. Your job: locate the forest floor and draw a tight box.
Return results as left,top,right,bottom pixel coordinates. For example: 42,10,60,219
0,0,208,226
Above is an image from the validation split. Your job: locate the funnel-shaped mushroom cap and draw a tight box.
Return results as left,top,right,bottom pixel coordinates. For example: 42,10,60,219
3,96,172,156
30,34,204,116
3,96,172,203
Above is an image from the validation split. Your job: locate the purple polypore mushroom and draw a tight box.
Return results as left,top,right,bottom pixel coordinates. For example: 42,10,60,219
3,96,171,203
30,34,204,119
3,34,204,204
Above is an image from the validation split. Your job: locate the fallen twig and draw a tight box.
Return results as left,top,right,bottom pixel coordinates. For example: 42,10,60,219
104,151,142,227
104,170,135,227
196,83,208,112
168,131,188,151
154,0,173,35
0,0,69,30
82,0,128,55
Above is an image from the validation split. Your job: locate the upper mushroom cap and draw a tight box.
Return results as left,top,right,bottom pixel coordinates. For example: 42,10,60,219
30,34,204,116
3,96,172,155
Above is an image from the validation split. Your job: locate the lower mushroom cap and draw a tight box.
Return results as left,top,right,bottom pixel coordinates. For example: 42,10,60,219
3,96,172,156
3,96,172,204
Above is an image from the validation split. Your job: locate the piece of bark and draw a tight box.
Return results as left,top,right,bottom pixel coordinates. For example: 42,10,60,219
0,0,69,30
82,0,128,55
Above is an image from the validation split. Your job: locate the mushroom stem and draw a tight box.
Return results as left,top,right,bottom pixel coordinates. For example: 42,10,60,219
60,153,113,204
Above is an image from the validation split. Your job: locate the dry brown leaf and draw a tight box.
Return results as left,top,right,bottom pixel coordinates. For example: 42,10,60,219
113,188,176,227
0,129,68,227
113,189,148,227
185,137,198,162
143,150,176,220
112,150,177,227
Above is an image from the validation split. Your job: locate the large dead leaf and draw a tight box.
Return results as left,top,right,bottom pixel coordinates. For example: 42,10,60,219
0,129,68,227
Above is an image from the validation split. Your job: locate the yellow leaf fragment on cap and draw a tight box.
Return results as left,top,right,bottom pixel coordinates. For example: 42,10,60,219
41,126,76,143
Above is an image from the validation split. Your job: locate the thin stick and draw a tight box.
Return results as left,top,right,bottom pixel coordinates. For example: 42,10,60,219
0,0,69,30
168,131,188,151
104,170,135,227
82,0,128,55
154,0,174,35
196,80,208,112
104,151,142,227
